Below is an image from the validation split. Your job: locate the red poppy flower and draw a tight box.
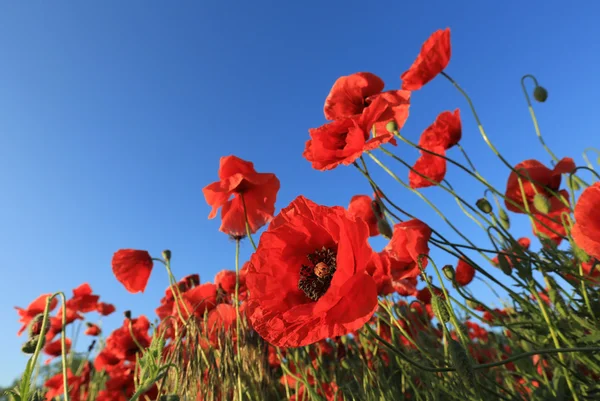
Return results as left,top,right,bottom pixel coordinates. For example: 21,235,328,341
455,259,476,286
366,251,418,297
387,219,432,273
418,109,462,151
106,315,152,361
67,283,100,313
178,283,218,320
322,72,412,141
504,157,575,214
96,302,116,316
111,249,153,293
409,110,461,189
348,195,383,237
409,145,447,189
215,269,239,295
44,338,72,358
571,182,600,260
304,96,395,171
324,72,385,120
203,155,280,236
85,322,101,336
531,190,570,245
245,196,377,347
15,294,58,336
401,28,451,90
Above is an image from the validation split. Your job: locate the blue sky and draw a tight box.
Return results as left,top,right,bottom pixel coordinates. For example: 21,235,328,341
1,1,600,386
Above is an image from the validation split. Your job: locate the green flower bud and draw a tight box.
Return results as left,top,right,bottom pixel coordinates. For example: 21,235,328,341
29,313,49,338
533,193,551,214
448,339,476,388
22,336,44,354
162,250,172,262
533,86,548,102
431,296,450,323
124,310,132,320
498,208,510,230
572,244,590,264
385,120,398,133
442,265,455,281
497,254,513,276
377,218,393,240
569,177,581,192
475,198,493,214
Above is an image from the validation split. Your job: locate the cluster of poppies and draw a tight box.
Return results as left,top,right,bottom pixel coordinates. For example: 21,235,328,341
13,28,600,400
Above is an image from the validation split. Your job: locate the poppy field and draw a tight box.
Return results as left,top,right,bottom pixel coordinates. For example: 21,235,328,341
6,28,600,401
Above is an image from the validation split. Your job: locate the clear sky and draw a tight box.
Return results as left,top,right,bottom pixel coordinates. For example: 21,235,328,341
1,1,599,386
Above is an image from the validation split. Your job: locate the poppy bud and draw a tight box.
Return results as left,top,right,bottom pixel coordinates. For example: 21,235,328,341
162,250,172,262
386,120,398,133
466,299,482,310
475,198,492,214
448,339,476,388
498,208,510,230
22,336,44,354
377,218,393,239
442,265,455,281
159,396,180,401
124,310,132,320
569,177,580,192
29,314,49,338
572,244,590,264
431,296,450,323
533,193,551,214
533,86,548,102
497,254,512,276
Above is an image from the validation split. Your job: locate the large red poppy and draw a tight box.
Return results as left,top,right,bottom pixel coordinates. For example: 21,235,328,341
111,249,154,294
203,155,280,236
572,182,600,260
348,195,383,237
245,196,377,347
401,28,451,90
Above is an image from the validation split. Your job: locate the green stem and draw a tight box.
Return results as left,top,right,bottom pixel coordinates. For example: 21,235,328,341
241,194,257,251
234,239,243,401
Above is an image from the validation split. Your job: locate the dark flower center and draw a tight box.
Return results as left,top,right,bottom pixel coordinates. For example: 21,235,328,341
298,247,337,301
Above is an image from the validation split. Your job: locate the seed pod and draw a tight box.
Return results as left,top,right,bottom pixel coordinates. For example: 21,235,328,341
448,339,476,388
386,120,398,133
431,295,450,323
533,193,551,214
377,218,393,239
442,265,455,282
533,86,548,102
572,244,590,264
498,208,510,230
475,198,492,214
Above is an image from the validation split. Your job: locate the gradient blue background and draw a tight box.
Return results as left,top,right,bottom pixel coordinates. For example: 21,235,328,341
2,1,599,386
